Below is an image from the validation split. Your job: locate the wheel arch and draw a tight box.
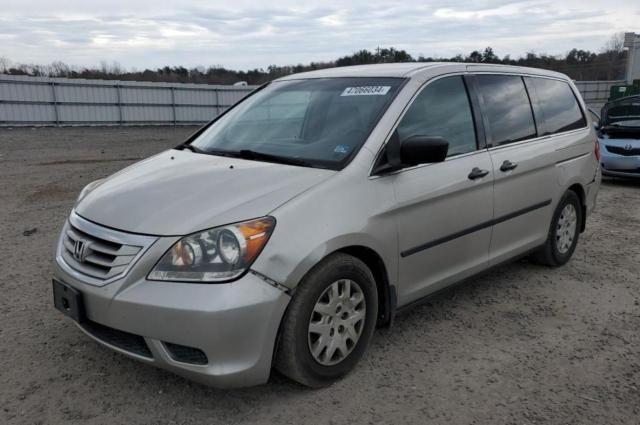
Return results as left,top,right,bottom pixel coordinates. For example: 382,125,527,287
335,245,395,328
285,243,396,328
567,183,587,232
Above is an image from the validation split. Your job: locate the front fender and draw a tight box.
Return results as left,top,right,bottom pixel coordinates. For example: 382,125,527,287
250,160,399,290
269,233,397,291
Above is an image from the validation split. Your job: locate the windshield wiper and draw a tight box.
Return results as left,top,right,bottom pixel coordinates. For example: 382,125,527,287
175,143,241,158
175,142,205,153
175,144,315,167
235,150,313,167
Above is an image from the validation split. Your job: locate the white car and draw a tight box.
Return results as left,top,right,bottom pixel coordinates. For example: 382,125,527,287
595,95,640,178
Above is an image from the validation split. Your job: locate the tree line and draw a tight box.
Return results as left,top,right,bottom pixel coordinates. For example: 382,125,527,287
0,34,627,85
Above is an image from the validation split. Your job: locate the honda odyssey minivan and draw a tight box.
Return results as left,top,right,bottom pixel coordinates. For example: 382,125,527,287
53,63,601,388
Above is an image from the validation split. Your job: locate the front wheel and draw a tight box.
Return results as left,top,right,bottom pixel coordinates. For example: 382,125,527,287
534,190,582,267
275,253,378,387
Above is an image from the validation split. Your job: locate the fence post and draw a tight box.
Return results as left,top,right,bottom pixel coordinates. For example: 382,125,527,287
50,82,59,126
171,87,177,126
116,84,123,125
215,88,220,118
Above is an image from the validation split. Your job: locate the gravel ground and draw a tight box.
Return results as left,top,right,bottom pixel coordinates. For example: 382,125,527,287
0,127,639,425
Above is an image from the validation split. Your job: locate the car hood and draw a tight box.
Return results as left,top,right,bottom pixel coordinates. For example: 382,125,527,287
75,149,335,236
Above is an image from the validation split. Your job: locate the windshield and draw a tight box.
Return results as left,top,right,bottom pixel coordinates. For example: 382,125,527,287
189,77,404,169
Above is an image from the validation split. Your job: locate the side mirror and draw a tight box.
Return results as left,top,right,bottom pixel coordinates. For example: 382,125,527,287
400,136,449,167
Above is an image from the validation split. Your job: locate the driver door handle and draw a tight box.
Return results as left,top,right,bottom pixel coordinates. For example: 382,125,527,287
468,167,490,180
500,160,518,172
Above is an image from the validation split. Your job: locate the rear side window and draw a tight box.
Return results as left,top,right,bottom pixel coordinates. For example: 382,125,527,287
476,75,537,146
526,78,587,134
397,76,477,157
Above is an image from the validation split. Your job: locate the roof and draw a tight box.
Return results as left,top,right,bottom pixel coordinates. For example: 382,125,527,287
275,63,447,80
275,62,567,81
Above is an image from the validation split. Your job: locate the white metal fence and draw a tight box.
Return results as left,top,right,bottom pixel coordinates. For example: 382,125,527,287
0,75,625,127
0,75,255,126
573,80,624,112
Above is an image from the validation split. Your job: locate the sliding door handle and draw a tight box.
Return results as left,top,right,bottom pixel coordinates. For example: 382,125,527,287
468,167,489,180
500,160,518,172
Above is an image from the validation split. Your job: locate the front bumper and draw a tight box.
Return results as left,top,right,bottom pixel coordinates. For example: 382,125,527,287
600,149,640,177
53,219,290,388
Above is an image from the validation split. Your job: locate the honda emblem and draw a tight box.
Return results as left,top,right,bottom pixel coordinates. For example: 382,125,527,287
73,239,89,262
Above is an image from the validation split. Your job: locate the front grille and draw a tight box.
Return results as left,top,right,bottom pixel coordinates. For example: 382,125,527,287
81,320,153,358
164,342,208,365
58,212,156,285
606,145,640,156
62,224,141,280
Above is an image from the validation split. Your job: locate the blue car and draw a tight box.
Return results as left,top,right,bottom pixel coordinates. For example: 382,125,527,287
594,95,640,178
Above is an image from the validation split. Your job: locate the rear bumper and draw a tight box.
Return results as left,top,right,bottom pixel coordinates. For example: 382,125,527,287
54,261,290,388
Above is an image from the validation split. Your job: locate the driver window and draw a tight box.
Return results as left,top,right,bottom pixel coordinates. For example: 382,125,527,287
397,76,477,157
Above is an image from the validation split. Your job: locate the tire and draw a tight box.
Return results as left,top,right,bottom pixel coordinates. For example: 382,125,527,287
275,253,378,388
534,190,582,267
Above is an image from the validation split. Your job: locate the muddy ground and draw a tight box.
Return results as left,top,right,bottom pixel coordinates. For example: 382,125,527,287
0,127,639,425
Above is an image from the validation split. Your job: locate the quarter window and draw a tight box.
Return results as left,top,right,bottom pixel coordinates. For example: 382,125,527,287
526,78,586,134
396,76,477,157
476,75,537,146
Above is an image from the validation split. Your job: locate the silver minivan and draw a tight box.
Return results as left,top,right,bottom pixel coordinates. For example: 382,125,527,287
53,63,601,388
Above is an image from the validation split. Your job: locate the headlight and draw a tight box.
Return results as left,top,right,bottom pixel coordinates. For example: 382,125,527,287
148,217,275,283
76,179,105,204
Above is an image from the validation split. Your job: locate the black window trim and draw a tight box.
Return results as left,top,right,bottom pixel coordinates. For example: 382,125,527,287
522,76,540,136
370,72,485,177
463,75,488,150
523,76,545,136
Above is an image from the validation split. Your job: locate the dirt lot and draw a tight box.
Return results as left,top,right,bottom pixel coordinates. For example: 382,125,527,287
0,127,639,425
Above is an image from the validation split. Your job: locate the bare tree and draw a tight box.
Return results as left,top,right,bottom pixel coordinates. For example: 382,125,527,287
99,60,109,76
0,57,10,74
49,61,71,77
602,32,625,53
110,61,123,76
600,32,627,79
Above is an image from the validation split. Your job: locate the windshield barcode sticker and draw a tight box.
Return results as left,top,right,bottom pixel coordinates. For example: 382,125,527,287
341,86,391,96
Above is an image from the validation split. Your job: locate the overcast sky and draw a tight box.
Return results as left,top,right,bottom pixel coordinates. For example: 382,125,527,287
0,0,637,71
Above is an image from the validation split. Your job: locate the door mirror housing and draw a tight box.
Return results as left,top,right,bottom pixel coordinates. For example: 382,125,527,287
400,136,449,167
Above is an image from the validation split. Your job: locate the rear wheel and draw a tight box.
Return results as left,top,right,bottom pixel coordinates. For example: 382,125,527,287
534,190,582,267
275,253,378,387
